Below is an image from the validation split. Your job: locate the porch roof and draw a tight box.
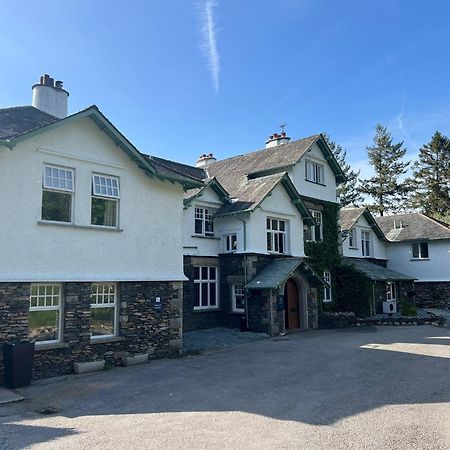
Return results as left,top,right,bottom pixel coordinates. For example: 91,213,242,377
245,257,327,290
343,257,416,281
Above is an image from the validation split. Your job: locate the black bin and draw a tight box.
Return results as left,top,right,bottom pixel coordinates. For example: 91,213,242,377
3,342,35,389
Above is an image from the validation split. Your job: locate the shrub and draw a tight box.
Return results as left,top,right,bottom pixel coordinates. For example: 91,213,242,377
400,301,417,316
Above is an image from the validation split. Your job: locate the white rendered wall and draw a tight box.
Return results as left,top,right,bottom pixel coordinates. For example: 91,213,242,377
182,185,223,256
288,142,338,203
342,214,387,260
32,85,68,118
0,117,186,282
245,184,305,256
386,240,450,282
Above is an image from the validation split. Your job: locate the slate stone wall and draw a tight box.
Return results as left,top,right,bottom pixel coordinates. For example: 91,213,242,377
414,281,450,309
0,281,182,383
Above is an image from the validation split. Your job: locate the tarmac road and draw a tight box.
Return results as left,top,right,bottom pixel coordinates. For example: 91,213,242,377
1,325,449,449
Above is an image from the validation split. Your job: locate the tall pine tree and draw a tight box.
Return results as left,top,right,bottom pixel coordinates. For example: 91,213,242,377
324,134,363,207
408,131,450,222
359,124,410,216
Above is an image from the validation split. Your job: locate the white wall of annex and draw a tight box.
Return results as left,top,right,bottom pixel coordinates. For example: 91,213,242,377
386,240,450,282
246,184,305,256
0,117,186,282
342,214,387,260
288,142,338,203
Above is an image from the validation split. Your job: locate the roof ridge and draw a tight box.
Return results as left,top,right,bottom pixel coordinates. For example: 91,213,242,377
208,134,320,167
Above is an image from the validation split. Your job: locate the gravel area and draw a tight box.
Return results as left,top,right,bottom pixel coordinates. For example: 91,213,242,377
182,327,268,353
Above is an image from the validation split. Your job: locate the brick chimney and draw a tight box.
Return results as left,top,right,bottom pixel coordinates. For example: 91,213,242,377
32,74,69,118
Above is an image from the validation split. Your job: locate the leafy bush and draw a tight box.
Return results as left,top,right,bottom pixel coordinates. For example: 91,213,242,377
400,301,417,316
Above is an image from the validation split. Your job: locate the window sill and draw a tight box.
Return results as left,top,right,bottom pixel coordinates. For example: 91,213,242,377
193,308,221,313
35,342,69,351
90,336,125,344
349,247,359,250
305,179,326,187
191,234,220,240
37,221,123,232
410,258,430,261
229,311,245,315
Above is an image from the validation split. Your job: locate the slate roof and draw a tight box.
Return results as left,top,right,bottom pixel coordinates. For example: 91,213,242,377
0,106,59,140
375,213,450,242
343,258,415,281
206,135,320,195
245,257,327,290
340,207,365,231
144,155,207,182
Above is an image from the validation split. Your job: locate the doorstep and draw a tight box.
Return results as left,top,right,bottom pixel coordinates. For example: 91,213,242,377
0,387,25,405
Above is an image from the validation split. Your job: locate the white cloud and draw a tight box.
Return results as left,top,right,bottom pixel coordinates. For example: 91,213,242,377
199,0,220,94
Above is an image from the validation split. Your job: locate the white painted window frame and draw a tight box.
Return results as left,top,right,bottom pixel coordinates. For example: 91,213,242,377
266,217,287,254
305,210,323,242
231,284,245,313
194,206,215,237
412,242,429,260
193,266,219,310
91,173,120,228
42,164,75,223
323,271,332,302
305,159,325,184
90,282,119,339
225,233,237,253
29,283,63,345
348,228,357,248
361,230,371,257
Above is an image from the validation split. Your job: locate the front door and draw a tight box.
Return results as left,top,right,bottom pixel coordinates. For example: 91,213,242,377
284,279,300,329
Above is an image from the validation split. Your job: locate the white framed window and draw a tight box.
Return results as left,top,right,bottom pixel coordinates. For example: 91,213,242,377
91,174,120,228
194,207,214,237
267,218,287,254
42,165,74,223
323,271,332,302
225,234,237,252
412,242,429,259
386,282,397,301
194,267,218,310
305,159,325,184
304,211,322,242
361,230,371,256
348,228,357,248
231,284,245,313
29,284,62,343
90,283,118,338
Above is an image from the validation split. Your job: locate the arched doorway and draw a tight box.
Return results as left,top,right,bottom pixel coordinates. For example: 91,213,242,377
284,278,300,329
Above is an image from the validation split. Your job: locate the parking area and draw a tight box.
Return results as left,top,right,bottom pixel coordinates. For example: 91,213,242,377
1,325,449,449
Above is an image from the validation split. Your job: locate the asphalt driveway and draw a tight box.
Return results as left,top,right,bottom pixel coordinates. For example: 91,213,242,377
1,325,450,449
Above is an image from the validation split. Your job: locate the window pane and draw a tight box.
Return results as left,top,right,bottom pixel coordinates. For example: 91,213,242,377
209,283,216,306
91,197,117,227
267,232,272,251
420,242,429,258
194,219,203,234
194,267,200,280
201,283,208,306
91,307,115,336
42,190,72,222
194,284,200,307
29,310,59,342
209,267,216,280
412,243,419,258
266,218,270,229
201,267,208,280
279,221,285,232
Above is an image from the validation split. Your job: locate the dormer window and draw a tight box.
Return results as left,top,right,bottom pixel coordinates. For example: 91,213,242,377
194,207,214,237
348,228,357,248
305,159,325,184
361,230,371,256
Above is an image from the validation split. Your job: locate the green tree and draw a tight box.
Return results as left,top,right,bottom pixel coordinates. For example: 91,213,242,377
324,134,363,207
359,124,410,216
408,131,450,222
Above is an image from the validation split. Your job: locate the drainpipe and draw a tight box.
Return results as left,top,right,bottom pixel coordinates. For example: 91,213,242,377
372,282,376,315
235,215,250,329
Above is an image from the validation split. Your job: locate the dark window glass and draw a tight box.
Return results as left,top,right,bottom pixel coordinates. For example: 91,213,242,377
195,219,203,234
420,242,429,258
278,233,284,253
267,232,272,251
90,307,115,336
201,267,208,280
194,267,200,279
209,284,216,305
194,284,200,307
42,191,71,222
201,283,208,306
209,267,216,280
91,197,117,227
412,243,419,258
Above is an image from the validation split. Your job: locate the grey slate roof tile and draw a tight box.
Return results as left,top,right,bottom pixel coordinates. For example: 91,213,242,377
0,106,59,140
375,213,450,241
340,207,365,231
343,257,415,281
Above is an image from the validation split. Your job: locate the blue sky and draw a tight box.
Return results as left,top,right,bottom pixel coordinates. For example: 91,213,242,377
1,0,450,178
